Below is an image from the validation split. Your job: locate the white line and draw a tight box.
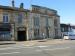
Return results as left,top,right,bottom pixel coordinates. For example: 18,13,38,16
0,47,21,50
36,46,48,48
44,47,70,51
0,52,20,55
36,47,70,52
0,46,34,50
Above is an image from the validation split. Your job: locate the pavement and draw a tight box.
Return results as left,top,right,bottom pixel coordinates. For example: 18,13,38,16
0,39,74,46
16,39,73,46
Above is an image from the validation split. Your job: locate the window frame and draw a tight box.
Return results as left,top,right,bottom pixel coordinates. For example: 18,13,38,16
34,17,40,26
3,14,9,23
18,13,23,24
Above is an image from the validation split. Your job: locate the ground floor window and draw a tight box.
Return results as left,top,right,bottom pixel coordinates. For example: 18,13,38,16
46,27,49,38
55,29,58,38
0,31,11,40
0,24,12,40
34,29,39,39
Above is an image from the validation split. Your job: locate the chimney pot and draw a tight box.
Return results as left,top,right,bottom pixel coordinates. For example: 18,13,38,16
12,0,15,7
20,3,24,9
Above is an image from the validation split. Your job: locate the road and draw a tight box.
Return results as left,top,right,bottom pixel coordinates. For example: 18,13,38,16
0,40,75,56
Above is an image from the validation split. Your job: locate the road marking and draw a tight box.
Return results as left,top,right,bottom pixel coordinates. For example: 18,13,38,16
0,52,20,55
36,47,70,52
36,46,48,48
0,46,34,50
13,45,33,48
44,47,70,51
0,47,22,50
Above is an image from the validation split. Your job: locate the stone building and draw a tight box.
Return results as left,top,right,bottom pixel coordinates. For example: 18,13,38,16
28,5,61,40
0,3,30,41
0,1,61,41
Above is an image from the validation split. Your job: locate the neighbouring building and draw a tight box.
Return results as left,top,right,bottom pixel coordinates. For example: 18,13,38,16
28,5,61,39
69,25,75,34
0,1,61,41
60,24,72,37
60,24,72,32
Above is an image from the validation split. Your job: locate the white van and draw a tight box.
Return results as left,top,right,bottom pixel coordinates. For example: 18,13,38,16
64,32,75,40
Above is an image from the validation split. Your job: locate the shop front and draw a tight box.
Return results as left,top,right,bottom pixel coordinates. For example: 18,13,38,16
0,23,12,41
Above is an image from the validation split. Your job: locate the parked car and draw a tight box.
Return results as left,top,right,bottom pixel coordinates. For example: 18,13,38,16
64,33,75,40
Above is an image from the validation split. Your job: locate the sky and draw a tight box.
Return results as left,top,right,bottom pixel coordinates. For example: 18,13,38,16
0,0,75,25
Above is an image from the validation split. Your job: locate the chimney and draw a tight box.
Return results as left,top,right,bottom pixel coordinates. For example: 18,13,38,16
20,3,24,9
12,0,15,7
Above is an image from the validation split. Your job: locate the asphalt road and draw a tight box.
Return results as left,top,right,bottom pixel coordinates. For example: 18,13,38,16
0,40,75,56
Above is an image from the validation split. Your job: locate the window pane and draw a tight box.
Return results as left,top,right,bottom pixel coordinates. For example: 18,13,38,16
3,15,9,23
54,19,58,26
6,16,8,22
46,17,49,26
3,16,5,22
34,29,39,37
34,17,39,26
18,13,22,23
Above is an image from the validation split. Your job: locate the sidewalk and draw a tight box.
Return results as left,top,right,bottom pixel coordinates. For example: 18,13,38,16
0,39,74,46
16,39,71,46
0,41,16,45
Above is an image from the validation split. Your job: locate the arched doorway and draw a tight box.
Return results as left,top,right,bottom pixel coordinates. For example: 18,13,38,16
17,27,27,41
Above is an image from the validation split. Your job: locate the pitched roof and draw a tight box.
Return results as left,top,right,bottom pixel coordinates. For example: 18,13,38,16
32,5,57,13
0,5,30,12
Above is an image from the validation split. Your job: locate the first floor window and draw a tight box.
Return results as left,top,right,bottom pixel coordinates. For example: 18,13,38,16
34,17,39,26
18,13,23,24
54,19,58,26
3,14,9,23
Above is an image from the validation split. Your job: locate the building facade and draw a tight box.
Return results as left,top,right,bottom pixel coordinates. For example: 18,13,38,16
60,24,72,38
0,4,61,41
60,24,72,32
60,24,75,37
28,5,61,40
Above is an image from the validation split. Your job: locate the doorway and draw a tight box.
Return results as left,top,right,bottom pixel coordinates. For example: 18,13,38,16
17,31,27,41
